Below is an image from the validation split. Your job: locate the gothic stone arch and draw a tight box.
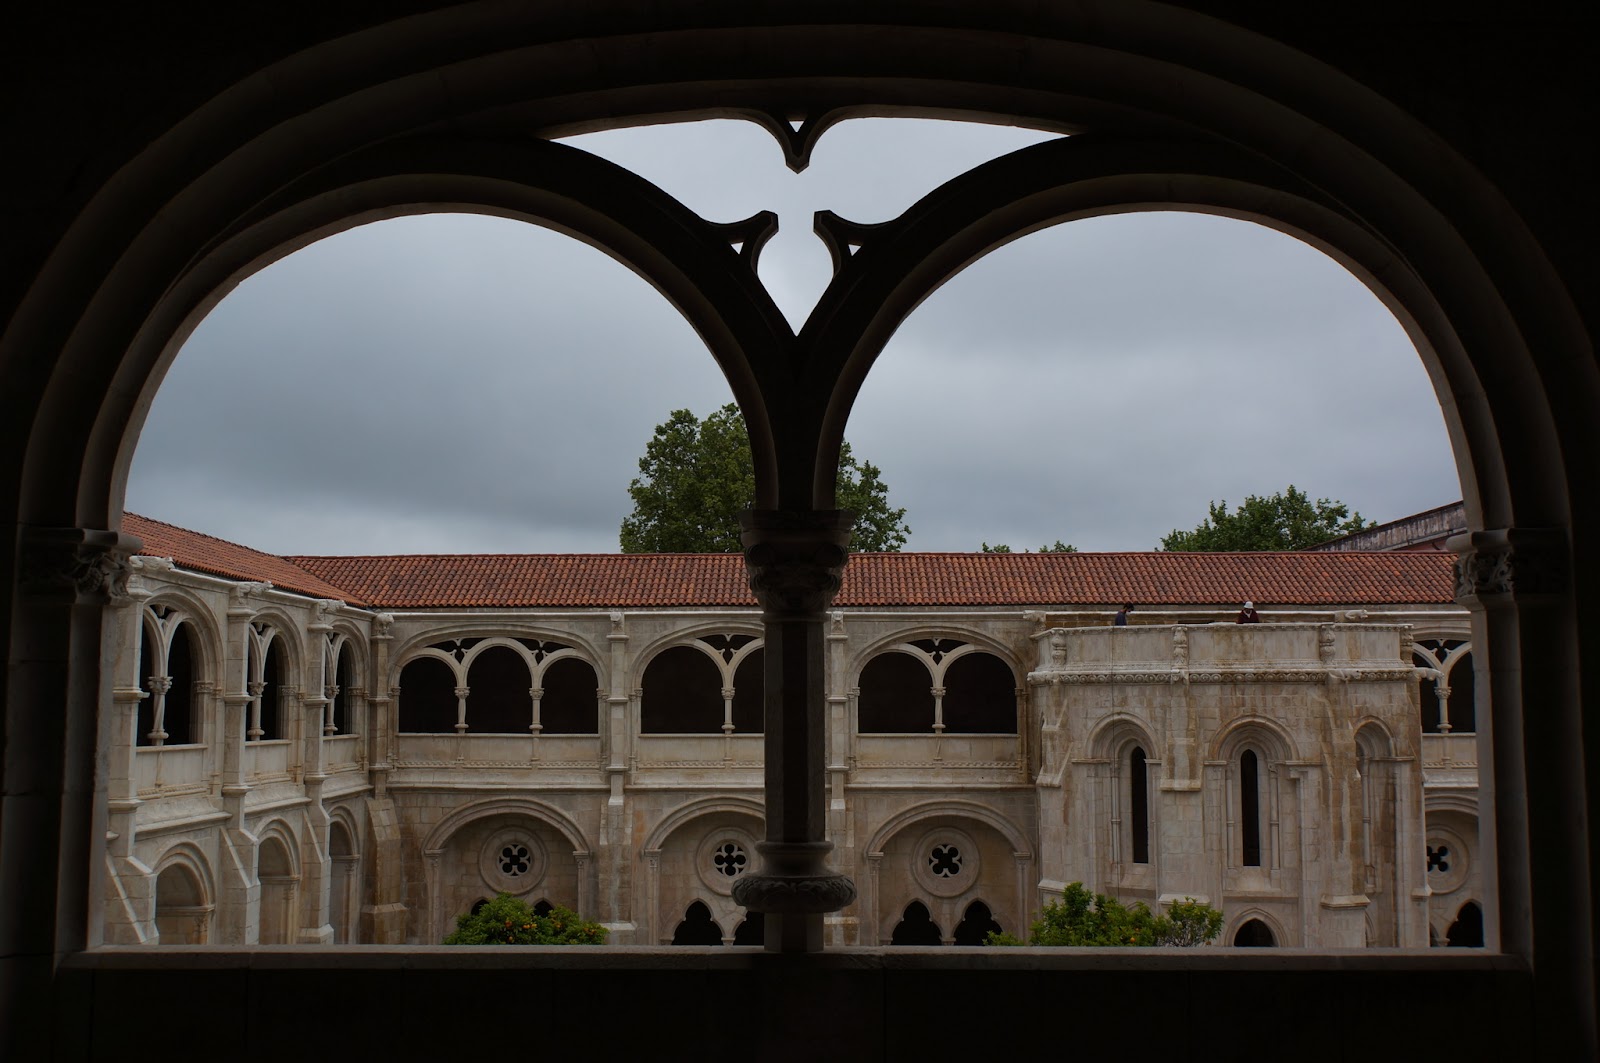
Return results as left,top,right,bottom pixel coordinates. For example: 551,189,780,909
2,6,1593,1059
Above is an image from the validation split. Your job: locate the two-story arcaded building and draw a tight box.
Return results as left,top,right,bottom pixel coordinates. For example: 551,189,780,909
102,514,1482,952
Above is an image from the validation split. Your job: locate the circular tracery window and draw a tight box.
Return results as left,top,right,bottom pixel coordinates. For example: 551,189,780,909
696,828,759,895
912,826,980,897
1425,826,1470,895
929,842,962,877
712,841,748,877
479,828,547,895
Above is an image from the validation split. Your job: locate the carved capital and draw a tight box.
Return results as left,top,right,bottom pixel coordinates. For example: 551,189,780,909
19,526,139,603
371,612,394,638
739,509,853,616
1449,527,1568,601
310,598,345,628
730,841,857,914
228,581,273,614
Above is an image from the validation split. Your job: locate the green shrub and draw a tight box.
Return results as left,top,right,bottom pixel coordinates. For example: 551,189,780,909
443,893,608,945
1025,882,1222,947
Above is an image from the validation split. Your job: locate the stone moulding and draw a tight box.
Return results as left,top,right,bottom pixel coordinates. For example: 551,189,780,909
1029,667,1414,685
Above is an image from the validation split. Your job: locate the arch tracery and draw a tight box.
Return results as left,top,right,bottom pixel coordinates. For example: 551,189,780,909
0,10,1594,1054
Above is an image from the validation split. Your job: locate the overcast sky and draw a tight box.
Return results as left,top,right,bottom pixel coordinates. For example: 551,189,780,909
125,118,1460,556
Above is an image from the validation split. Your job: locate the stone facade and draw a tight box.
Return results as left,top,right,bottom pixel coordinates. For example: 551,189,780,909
100,534,1481,949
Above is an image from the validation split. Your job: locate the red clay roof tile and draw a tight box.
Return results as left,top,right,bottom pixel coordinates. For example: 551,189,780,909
124,514,365,604
126,515,1456,610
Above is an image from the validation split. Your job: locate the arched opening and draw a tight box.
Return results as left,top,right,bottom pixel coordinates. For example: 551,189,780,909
952,900,1002,946
538,657,599,735
1447,652,1477,734
258,640,285,742
939,653,1016,734
641,646,724,734
733,911,764,945
857,653,933,733
1239,749,1263,868
730,648,764,734
329,642,351,735
1130,746,1150,866
164,621,197,745
397,657,458,733
671,901,723,945
1234,919,1277,948
328,820,357,945
6,9,1597,1058
1447,902,1485,948
257,836,297,945
465,645,532,734
136,622,158,746
153,862,210,945
890,901,943,946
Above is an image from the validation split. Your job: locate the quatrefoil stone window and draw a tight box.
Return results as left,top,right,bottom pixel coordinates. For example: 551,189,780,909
929,843,962,877
697,828,760,895
713,841,748,877
500,843,532,876
913,827,980,897
480,828,547,895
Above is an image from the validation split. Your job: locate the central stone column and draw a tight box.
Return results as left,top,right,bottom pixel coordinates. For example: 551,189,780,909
732,509,858,952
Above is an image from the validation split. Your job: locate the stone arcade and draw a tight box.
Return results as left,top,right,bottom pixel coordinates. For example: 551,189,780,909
103,515,1482,952
4,6,1594,1060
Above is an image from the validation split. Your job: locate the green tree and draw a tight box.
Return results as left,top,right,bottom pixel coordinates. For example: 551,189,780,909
1159,485,1372,551
979,540,1077,553
984,882,1223,947
443,892,608,945
620,404,910,553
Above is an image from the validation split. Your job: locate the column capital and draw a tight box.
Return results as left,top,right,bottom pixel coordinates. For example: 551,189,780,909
18,525,140,604
739,509,853,616
731,841,858,914
1448,526,1568,602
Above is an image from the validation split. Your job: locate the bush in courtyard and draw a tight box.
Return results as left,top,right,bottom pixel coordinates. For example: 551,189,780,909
1009,882,1222,947
443,892,608,945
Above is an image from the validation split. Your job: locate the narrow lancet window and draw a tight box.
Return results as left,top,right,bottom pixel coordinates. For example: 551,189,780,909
1131,746,1150,864
1240,749,1262,867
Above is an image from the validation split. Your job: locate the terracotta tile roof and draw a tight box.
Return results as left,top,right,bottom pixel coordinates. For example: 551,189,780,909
126,515,1456,610
834,551,1455,607
124,514,363,604
289,553,755,609
288,548,1455,609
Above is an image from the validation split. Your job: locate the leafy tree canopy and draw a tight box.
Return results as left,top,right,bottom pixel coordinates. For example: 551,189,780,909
443,892,607,945
1159,485,1372,551
986,882,1223,947
620,404,910,553
980,541,1077,553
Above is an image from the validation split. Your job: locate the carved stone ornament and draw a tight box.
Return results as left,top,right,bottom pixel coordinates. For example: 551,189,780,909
228,581,272,612
1049,630,1068,667
739,509,854,615
19,526,138,603
371,612,394,637
730,840,858,913
1450,527,1568,600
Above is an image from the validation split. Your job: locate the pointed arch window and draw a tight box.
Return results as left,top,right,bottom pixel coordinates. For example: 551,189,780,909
1130,746,1150,865
1240,749,1263,867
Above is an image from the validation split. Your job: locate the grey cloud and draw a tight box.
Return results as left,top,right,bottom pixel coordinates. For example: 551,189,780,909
126,119,1459,557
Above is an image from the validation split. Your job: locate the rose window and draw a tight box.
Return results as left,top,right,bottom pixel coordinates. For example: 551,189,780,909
713,842,748,877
